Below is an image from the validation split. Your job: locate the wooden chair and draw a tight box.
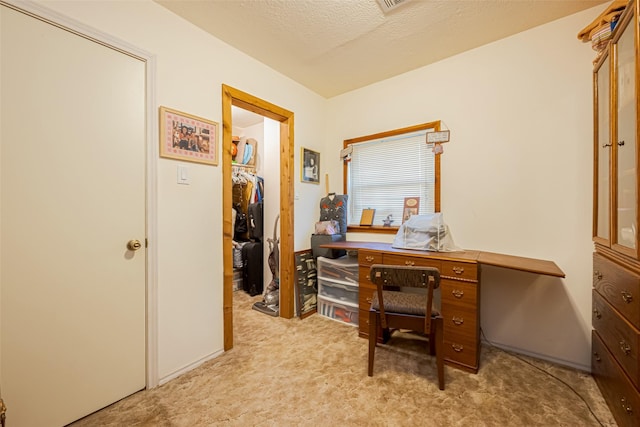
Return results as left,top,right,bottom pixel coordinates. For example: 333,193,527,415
368,264,444,390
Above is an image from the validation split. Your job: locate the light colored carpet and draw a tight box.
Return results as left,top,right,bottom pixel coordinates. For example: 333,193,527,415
72,290,616,426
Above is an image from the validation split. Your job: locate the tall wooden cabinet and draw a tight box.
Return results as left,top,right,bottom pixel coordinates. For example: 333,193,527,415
591,1,640,425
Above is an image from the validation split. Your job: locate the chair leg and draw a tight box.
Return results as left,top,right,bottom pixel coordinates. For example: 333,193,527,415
435,316,444,390
368,310,377,376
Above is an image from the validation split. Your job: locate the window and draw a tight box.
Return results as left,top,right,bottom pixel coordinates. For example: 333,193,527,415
344,121,441,232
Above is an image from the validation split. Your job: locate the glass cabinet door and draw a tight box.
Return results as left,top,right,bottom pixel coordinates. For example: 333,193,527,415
613,12,638,255
595,54,611,245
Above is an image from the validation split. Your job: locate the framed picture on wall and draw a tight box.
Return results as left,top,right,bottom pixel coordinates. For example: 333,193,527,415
301,147,320,184
159,106,219,166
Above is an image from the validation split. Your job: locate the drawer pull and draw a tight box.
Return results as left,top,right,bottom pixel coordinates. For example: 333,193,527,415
594,270,602,280
452,266,464,275
619,340,632,355
365,256,375,262
404,260,415,266
452,289,464,298
621,290,633,304
620,397,633,415
365,274,370,280
593,308,601,319
593,351,601,362
451,343,464,352
452,316,464,325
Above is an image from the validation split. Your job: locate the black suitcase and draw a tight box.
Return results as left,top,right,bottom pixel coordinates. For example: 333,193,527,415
248,201,263,241
242,241,263,296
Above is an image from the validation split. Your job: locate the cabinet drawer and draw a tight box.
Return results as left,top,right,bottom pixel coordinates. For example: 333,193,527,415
592,331,640,427
442,303,477,340
383,254,441,269
593,290,640,388
594,253,640,330
444,335,478,371
358,308,371,336
358,266,376,290
358,250,382,267
359,286,374,308
441,280,478,309
440,261,477,282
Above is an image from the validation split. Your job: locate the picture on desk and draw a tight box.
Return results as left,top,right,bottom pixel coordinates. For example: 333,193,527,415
402,197,420,223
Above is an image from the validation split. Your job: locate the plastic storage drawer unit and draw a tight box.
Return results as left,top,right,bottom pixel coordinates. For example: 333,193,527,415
318,295,359,326
317,255,359,284
318,277,358,306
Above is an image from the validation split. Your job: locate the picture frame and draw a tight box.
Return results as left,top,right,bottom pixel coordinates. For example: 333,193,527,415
360,208,376,226
402,197,420,223
159,106,219,166
301,147,320,184
294,249,317,319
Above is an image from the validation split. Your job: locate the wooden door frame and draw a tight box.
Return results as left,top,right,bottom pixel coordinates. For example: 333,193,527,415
222,85,295,350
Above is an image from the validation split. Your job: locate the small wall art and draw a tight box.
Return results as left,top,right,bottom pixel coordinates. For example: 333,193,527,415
301,147,320,184
159,106,219,166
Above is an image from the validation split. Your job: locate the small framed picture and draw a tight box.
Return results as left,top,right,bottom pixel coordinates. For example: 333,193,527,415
360,208,376,226
402,197,420,223
159,106,219,166
301,147,320,184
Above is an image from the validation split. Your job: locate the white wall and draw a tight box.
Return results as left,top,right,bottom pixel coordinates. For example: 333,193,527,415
30,0,326,382
327,7,600,370
13,0,603,379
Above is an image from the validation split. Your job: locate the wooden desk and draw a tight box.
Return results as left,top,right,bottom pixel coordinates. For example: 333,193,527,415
320,241,564,373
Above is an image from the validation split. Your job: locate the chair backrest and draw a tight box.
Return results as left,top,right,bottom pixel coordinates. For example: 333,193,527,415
369,264,440,332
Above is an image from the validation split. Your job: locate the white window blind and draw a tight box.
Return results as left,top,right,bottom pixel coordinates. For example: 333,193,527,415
348,130,435,226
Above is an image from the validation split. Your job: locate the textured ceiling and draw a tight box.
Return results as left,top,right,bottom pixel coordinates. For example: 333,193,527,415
155,0,607,99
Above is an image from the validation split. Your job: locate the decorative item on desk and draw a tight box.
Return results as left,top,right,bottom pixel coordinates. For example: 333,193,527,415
382,214,394,227
402,197,420,224
301,147,320,184
360,208,375,226
392,213,461,252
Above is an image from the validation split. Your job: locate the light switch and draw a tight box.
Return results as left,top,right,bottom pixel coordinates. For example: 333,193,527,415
177,165,190,185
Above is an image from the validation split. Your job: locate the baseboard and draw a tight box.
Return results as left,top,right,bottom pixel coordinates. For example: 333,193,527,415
481,340,591,373
158,349,224,386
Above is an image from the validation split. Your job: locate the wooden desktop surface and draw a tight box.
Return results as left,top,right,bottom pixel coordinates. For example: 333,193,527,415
320,241,565,278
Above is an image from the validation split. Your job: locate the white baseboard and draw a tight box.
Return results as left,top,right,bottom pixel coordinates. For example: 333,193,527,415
158,349,225,386
481,339,591,372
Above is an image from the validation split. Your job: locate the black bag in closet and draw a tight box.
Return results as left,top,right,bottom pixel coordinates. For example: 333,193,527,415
248,201,263,241
242,241,263,296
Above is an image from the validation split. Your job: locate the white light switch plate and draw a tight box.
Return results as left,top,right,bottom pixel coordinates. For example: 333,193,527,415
177,165,190,185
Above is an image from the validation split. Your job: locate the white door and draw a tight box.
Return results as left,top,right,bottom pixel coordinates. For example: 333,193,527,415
0,6,146,426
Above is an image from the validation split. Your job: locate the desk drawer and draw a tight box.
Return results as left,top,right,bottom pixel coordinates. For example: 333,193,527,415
359,250,382,267
594,253,640,330
593,290,640,389
441,279,477,309
359,266,376,290
592,330,640,427
442,303,477,341
383,254,441,269
444,335,478,371
441,261,477,282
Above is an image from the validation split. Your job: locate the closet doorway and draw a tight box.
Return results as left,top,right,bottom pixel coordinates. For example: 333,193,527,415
222,85,294,350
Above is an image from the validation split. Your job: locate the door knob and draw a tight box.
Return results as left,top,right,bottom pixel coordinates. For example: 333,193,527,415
127,239,142,251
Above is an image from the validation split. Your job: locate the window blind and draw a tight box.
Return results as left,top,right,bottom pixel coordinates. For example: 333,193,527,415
348,130,435,226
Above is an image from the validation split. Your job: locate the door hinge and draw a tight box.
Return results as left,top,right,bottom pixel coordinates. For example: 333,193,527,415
145,238,148,248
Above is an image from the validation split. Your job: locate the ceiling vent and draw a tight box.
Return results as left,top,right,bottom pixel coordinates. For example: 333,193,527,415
376,0,411,13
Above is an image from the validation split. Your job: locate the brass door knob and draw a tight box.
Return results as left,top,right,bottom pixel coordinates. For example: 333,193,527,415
127,240,142,251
